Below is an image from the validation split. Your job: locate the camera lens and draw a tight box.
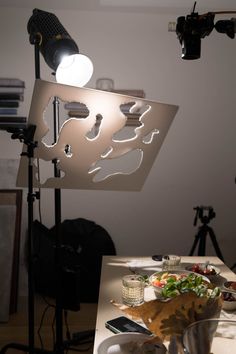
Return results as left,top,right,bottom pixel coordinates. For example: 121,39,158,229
181,34,201,59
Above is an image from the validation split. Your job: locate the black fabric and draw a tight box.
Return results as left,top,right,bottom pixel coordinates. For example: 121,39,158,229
32,218,116,307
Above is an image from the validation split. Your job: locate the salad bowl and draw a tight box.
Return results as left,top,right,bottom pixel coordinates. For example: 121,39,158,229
149,270,211,299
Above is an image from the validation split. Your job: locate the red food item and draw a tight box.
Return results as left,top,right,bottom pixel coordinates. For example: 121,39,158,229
153,280,163,287
190,263,216,275
203,267,216,275
222,292,236,302
191,264,204,274
229,282,236,291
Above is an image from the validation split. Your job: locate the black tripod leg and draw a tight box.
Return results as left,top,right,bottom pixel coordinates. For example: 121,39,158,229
189,227,206,256
197,227,207,256
189,234,199,256
208,227,224,262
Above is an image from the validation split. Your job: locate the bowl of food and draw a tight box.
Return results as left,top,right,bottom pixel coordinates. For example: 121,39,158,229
149,270,211,299
97,332,167,354
223,281,236,292
221,290,236,311
185,263,220,280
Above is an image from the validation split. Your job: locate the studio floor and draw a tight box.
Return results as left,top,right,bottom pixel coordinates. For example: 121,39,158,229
0,296,98,354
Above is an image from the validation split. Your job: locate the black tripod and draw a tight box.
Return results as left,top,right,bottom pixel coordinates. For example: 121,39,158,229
0,124,95,354
0,125,52,354
189,206,224,261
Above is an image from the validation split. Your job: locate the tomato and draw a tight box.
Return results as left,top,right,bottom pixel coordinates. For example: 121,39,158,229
191,264,204,274
229,282,236,291
152,279,163,287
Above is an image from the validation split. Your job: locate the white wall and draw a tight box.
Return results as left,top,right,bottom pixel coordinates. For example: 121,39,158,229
0,6,236,293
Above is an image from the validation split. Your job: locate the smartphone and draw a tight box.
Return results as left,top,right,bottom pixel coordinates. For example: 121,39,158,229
105,316,152,335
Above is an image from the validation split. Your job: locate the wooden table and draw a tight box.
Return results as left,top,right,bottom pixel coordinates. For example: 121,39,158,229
93,256,236,353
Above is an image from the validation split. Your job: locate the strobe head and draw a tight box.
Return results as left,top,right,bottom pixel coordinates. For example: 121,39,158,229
176,12,215,59
27,8,79,71
27,8,94,87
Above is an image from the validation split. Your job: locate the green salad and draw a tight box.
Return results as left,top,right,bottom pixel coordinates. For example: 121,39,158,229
151,272,220,299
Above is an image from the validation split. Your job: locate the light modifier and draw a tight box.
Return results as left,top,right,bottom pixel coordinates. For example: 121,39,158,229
27,8,93,86
56,53,94,87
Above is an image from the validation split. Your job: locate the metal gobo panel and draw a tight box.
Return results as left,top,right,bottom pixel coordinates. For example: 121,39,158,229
17,79,178,191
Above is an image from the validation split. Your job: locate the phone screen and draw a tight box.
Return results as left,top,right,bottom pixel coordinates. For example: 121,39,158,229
105,316,152,335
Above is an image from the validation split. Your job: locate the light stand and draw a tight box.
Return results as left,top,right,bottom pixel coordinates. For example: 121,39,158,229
27,8,95,352
0,126,52,354
29,30,95,354
30,30,65,354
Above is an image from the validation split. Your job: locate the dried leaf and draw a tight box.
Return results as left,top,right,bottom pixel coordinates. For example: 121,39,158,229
111,292,222,340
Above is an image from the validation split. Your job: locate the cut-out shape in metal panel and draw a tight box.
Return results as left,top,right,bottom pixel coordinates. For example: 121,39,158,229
17,80,178,191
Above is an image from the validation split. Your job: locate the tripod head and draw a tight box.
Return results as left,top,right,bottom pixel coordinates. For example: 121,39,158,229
193,206,216,226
